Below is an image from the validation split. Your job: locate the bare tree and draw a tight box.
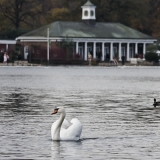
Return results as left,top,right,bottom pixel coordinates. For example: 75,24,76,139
0,0,42,29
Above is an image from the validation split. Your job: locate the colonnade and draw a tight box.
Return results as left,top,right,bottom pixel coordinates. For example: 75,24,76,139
75,41,147,61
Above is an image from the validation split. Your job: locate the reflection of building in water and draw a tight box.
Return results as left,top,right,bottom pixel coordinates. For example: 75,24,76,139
16,0,156,64
4,90,41,115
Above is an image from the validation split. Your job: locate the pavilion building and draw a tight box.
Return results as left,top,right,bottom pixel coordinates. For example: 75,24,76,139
16,0,156,63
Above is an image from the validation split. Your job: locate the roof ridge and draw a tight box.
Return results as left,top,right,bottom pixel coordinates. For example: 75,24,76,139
55,21,60,36
17,21,154,39
83,0,95,6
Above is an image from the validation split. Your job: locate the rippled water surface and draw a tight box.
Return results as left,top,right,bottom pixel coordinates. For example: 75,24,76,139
0,66,160,160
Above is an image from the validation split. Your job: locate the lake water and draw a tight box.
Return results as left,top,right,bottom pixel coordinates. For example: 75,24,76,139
0,66,160,160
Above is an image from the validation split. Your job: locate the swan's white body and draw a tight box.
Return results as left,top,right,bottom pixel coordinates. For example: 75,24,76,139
51,107,82,141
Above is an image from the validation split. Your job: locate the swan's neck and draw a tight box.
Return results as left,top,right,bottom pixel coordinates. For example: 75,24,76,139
53,112,66,140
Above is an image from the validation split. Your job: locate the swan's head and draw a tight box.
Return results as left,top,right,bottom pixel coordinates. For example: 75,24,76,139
51,107,65,115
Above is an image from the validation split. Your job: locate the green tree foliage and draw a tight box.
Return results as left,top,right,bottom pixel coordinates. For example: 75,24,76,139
56,37,74,58
146,43,159,52
147,0,160,38
59,38,74,49
145,52,159,62
1,0,160,40
0,29,28,39
46,8,71,23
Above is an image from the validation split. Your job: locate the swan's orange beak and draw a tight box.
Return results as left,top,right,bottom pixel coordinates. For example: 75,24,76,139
51,109,58,115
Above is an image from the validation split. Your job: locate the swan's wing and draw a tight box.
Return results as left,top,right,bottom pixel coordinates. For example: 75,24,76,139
70,118,82,138
60,118,82,141
61,119,72,129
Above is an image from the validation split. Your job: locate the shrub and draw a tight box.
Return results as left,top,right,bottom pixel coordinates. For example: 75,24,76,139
145,52,159,62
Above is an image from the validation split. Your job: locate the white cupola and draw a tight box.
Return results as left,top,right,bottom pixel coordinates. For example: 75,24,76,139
81,0,96,21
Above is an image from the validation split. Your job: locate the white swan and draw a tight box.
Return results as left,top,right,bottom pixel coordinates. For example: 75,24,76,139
51,107,82,141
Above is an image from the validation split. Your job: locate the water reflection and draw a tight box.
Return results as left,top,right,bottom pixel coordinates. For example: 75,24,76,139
51,141,61,159
51,141,82,160
0,91,41,116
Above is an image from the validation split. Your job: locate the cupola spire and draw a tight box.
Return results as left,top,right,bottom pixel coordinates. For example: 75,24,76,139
81,0,96,25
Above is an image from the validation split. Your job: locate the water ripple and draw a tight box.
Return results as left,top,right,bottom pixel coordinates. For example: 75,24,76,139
0,66,160,159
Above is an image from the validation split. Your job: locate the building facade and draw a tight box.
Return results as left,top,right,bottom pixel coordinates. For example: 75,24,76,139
16,0,156,63
0,40,16,53
0,40,16,62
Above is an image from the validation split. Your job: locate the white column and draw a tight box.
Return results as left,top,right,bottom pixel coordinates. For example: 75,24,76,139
110,42,113,60
93,42,96,59
143,43,146,54
135,43,138,54
84,42,88,61
127,43,130,61
6,44,8,51
118,43,122,61
47,28,49,62
102,42,105,61
76,42,79,54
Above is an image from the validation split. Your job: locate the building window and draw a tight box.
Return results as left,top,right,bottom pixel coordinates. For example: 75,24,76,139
24,46,29,60
121,47,125,55
87,46,92,53
84,10,88,16
113,47,117,54
130,47,133,58
90,10,94,16
24,46,29,53
1,48,4,52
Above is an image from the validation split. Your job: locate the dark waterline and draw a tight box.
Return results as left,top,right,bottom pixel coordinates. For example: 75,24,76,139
0,66,160,160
